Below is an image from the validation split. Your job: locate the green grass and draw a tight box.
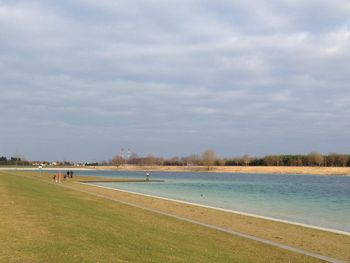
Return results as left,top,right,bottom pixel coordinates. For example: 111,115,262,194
0,171,321,263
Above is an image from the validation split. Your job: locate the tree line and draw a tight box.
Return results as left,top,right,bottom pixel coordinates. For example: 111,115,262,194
110,151,350,167
0,156,31,166
1,151,349,167
0,156,73,166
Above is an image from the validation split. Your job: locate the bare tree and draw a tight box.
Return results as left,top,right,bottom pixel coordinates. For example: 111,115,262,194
336,154,349,167
202,149,217,170
327,152,337,166
241,155,251,166
128,152,139,165
263,155,275,166
184,154,201,166
263,155,281,166
144,154,156,166
111,155,124,167
307,152,324,166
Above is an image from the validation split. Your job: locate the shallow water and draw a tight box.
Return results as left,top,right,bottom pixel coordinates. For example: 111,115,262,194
47,170,350,232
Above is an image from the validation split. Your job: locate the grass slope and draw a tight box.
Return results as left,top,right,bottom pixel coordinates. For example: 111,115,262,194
0,171,321,263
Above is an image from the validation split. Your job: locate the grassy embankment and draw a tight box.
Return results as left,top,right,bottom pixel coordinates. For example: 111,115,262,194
95,165,350,175
0,171,327,263
71,174,350,262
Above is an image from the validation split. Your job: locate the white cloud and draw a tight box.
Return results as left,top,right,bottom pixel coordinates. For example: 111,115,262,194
0,0,349,160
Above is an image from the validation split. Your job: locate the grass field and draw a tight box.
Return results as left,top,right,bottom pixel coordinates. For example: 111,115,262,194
0,171,328,263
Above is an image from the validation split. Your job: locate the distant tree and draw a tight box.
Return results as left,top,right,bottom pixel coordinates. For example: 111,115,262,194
202,149,217,170
263,155,281,166
144,155,156,166
171,156,184,166
0,156,7,165
263,155,272,166
281,155,299,166
225,157,242,166
100,160,109,166
307,152,324,166
224,159,235,166
156,157,165,165
170,156,181,165
327,152,337,166
295,156,303,166
184,154,201,166
128,152,139,165
164,156,183,166
241,155,251,166
335,154,349,167
111,155,124,167
215,159,225,166
250,157,264,166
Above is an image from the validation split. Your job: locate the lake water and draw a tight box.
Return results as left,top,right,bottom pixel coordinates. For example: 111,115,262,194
49,170,350,233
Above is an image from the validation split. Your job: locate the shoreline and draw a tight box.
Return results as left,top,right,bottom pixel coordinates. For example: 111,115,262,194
95,165,350,176
2,165,350,175
83,182,350,236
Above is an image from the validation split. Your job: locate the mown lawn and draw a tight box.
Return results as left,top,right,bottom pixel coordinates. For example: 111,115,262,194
0,171,320,263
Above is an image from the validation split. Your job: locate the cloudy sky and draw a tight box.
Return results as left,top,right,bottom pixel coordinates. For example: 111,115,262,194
1,0,350,161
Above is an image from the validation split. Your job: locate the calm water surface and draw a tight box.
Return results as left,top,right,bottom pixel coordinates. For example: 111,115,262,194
48,170,350,232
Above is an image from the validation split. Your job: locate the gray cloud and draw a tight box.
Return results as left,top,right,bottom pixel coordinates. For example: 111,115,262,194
0,0,349,161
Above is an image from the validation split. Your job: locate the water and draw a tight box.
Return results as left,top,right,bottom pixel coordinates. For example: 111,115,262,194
47,170,350,232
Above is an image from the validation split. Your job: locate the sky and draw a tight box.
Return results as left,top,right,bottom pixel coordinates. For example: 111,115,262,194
1,0,350,162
